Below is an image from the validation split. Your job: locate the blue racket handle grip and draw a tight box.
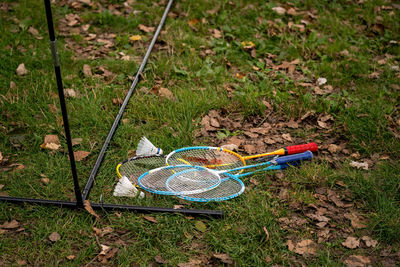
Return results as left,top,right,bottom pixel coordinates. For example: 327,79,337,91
275,151,313,165
276,161,302,169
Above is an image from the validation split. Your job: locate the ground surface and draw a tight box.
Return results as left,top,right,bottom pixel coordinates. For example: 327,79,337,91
0,0,399,266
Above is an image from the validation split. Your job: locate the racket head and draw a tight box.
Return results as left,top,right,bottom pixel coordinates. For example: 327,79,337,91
166,146,246,171
116,155,167,186
178,173,245,202
137,165,222,196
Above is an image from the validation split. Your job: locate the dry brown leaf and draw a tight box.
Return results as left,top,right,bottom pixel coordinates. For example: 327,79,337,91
361,236,378,248
66,255,76,260
71,138,83,146
349,161,368,170
84,200,100,219
344,255,371,267
282,133,293,142
342,236,360,249
263,226,270,241
295,239,317,255
17,260,26,265
112,98,123,106
1,219,20,229
64,88,77,98
243,144,257,154
210,28,222,38
0,184,4,190
287,240,295,251
16,63,28,76
154,255,165,264
344,213,367,229
249,177,259,186
221,144,239,151
74,151,90,161
213,253,233,264
227,136,243,147
139,24,155,33
28,26,42,39
143,215,158,223
210,117,220,128
287,7,297,15
272,6,286,15
158,87,174,100
40,135,61,151
49,231,61,242
328,144,340,153
286,119,299,129
178,259,203,267
83,64,92,77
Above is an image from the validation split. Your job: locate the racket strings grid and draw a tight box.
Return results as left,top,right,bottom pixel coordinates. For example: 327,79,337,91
138,165,221,196
117,155,167,185
166,147,245,171
179,173,245,202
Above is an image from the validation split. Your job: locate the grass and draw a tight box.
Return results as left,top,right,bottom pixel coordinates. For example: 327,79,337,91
1,0,399,265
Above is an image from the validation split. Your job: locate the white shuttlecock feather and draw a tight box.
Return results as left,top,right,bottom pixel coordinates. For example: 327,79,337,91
113,176,145,198
136,136,163,156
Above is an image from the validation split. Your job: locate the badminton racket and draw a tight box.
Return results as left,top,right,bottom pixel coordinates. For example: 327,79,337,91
165,142,317,171
179,162,298,202
138,151,312,196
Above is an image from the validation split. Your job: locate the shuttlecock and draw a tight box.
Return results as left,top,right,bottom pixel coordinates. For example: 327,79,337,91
113,176,145,198
136,136,163,156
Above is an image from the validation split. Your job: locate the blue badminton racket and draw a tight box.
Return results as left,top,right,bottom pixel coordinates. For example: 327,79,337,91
137,151,313,196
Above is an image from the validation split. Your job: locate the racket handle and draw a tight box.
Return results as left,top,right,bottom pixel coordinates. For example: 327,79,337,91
285,142,318,155
275,151,313,165
276,161,302,169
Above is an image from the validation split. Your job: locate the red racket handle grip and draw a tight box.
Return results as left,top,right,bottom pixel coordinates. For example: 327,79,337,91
285,142,318,155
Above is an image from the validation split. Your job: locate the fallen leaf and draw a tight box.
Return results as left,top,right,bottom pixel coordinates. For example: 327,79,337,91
28,26,42,39
154,255,165,264
40,135,61,151
49,231,61,242
344,255,371,267
188,18,199,29
16,63,28,76
328,144,340,153
71,138,83,146
64,88,77,98
157,87,174,100
83,64,92,77
317,77,327,86
41,176,50,184
286,119,299,129
235,72,246,79
287,7,297,16
112,98,123,106
272,6,286,15
66,255,76,260
243,144,257,154
0,184,4,190
177,259,203,267
74,151,90,161
84,200,100,219
349,161,368,170
210,28,222,38
213,253,233,264
288,239,317,255
1,219,20,229
344,213,367,229
99,244,110,255
221,144,239,151
194,221,207,232
282,133,292,142
129,35,142,41
249,177,259,186
342,236,360,249
0,152,3,163
143,215,158,223
263,226,270,241
287,240,295,251
17,260,26,265
361,236,378,248
139,24,155,33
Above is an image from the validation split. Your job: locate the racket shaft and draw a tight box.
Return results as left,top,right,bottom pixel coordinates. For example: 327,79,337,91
243,142,318,160
220,151,313,175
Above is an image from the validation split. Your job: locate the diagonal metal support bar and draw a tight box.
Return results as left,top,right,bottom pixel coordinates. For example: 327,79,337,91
81,0,174,201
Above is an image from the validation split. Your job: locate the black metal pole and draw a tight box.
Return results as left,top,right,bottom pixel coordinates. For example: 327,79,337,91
43,0,83,207
82,0,174,200
0,197,224,217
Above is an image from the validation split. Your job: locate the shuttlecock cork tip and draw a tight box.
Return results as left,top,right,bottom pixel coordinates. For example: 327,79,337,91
136,136,163,156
